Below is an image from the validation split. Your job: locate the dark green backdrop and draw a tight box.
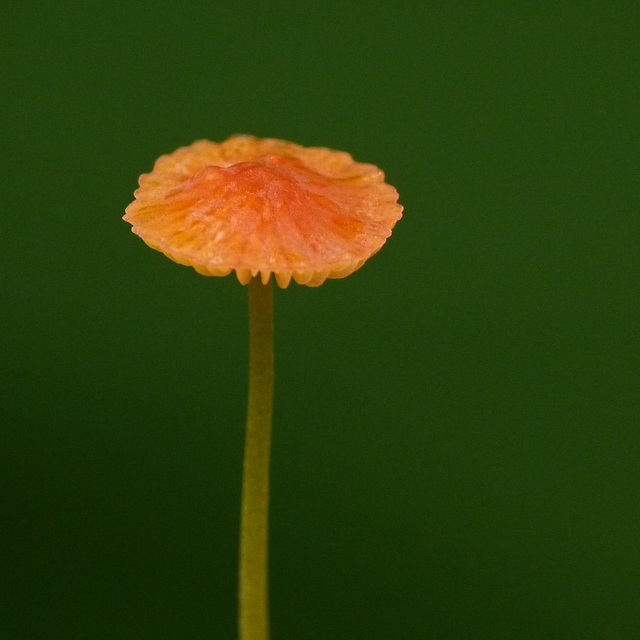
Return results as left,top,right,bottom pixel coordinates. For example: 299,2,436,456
3,2,639,638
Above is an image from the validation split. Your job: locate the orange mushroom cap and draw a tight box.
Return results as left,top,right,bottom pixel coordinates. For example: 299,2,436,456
124,135,402,287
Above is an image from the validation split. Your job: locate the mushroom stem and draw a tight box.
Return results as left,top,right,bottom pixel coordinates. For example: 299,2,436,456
240,276,274,640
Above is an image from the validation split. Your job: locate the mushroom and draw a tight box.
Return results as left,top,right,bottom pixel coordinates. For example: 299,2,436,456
124,135,402,640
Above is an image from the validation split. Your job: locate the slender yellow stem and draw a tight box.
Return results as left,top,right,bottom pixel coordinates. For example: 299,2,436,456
240,277,274,640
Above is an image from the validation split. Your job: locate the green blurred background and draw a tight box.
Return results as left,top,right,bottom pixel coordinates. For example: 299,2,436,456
3,2,639,638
